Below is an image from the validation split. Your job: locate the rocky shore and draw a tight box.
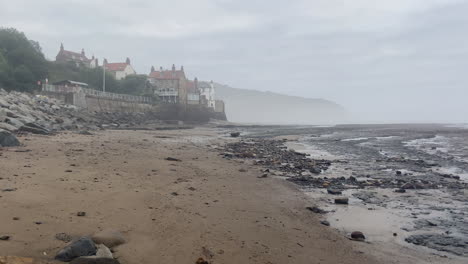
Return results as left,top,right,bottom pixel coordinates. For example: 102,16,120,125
220,125,468,262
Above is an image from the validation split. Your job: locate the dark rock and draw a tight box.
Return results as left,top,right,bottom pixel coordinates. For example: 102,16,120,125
196,257,209,264
405,234,468,256
396,171,402,175
334,197,349,205
351,231,365,241
19,124,49,135
230,132,240,137
306,206,327,214
2,188,17,192
0,129,20,147
0,235,10,241
320,220,330,226
394,188,406,193
327,189,342,195
165,157,181,162
77,212,86,217
55,237,97,262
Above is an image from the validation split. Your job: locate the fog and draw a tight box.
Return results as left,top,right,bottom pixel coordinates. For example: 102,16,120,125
2,0,467,123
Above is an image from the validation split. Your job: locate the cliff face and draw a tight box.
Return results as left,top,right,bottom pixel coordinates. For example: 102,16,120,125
214,83,346,125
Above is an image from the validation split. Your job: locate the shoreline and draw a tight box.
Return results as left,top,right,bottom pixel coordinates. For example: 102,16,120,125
1,127,376,264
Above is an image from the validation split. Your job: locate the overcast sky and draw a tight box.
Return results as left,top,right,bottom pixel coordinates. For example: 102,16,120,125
1,0,467,123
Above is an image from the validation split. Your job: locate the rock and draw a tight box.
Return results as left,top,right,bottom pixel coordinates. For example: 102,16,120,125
195,258,209,264
230,132,240,137
55,233,73,243
0,235,10,240
77,212,86,217
165,157,181,162
320,220,330,226
95,244,113,259
0,129,20,147
351,231,366,241
55,237,97,262
258,173,268,178
334,197,349,205
396,170,402,175
18,125,49,135
91,230,126,248
327,189,342,195
306,206,327,214
70,258,120,264
394,188,406,193
0,122,18,132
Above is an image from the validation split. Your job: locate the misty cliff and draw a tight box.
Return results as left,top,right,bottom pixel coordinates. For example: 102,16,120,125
214,83,346,124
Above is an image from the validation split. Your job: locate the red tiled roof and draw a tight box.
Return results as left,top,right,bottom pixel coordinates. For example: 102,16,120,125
149,70,185,80
105,63,128,72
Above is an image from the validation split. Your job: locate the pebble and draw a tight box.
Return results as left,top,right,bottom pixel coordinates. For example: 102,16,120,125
334,198,349,205
351,231,366,241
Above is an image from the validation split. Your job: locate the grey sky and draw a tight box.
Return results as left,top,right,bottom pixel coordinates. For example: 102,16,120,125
1,0,467,123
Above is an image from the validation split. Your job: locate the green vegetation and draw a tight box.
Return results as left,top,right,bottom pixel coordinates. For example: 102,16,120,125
0,28,48,92
0,27,150,96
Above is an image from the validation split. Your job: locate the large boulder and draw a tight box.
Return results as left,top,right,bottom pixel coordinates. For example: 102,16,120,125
55,237,97,262
0,129,20,147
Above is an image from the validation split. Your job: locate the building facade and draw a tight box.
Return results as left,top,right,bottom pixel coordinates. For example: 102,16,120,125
55,43,98,68
198,81,216,109
104,58,136,80
148,65,189,104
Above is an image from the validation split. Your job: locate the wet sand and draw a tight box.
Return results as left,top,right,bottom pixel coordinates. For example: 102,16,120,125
1,128,377,264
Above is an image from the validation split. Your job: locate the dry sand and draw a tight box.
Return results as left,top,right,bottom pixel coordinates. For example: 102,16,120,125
0,128,380,263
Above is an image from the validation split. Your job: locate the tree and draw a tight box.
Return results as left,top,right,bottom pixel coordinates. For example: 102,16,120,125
0,27,47,91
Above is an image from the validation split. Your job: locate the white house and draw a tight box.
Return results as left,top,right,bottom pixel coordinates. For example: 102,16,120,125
199,80,216,109
104,58,136,80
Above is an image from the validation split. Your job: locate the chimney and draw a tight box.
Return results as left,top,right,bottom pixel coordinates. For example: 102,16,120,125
160,66,163,72
81,48,85,56
92,55,95,59
172,64,176,71
126,57,131,64
96,58,99,66
151,66,155,72
103,58,108,65
194,77,198,88
60,43,64,51
181,65,184,72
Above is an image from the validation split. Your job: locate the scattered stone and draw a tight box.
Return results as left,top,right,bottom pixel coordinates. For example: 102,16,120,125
165,157,181,162
396,170,402,175
171,192,179,196
195,258,209,264
55,233,73,243
230,132,240,138
0,235,10,241
394,188,406,193
0,129,20,147
12,217,20,221
258,173,268,178
55,237,97,262
34,221,43,225
327,189,342,195
306,206,327,214
334,197,349,205
320,220,330,226
2,188,17,192
351,231,366,241
91,230,126,248
77,130,93,135
77,212,86,217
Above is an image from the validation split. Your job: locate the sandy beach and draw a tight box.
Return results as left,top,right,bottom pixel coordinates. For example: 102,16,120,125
0,127,381,264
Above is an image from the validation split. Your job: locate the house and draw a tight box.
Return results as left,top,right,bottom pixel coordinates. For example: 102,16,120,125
199,80,216,109
147,65,188,104
104,58,136,80
55,43,98,68
186,78,200,105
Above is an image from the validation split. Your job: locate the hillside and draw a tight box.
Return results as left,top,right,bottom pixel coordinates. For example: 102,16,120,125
214,83,346,124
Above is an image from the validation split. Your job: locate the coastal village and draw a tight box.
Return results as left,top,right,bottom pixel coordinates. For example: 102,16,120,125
52,43,225,118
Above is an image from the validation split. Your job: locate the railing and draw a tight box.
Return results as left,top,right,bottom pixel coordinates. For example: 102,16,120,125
42,84,152,104
155,90,178,97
